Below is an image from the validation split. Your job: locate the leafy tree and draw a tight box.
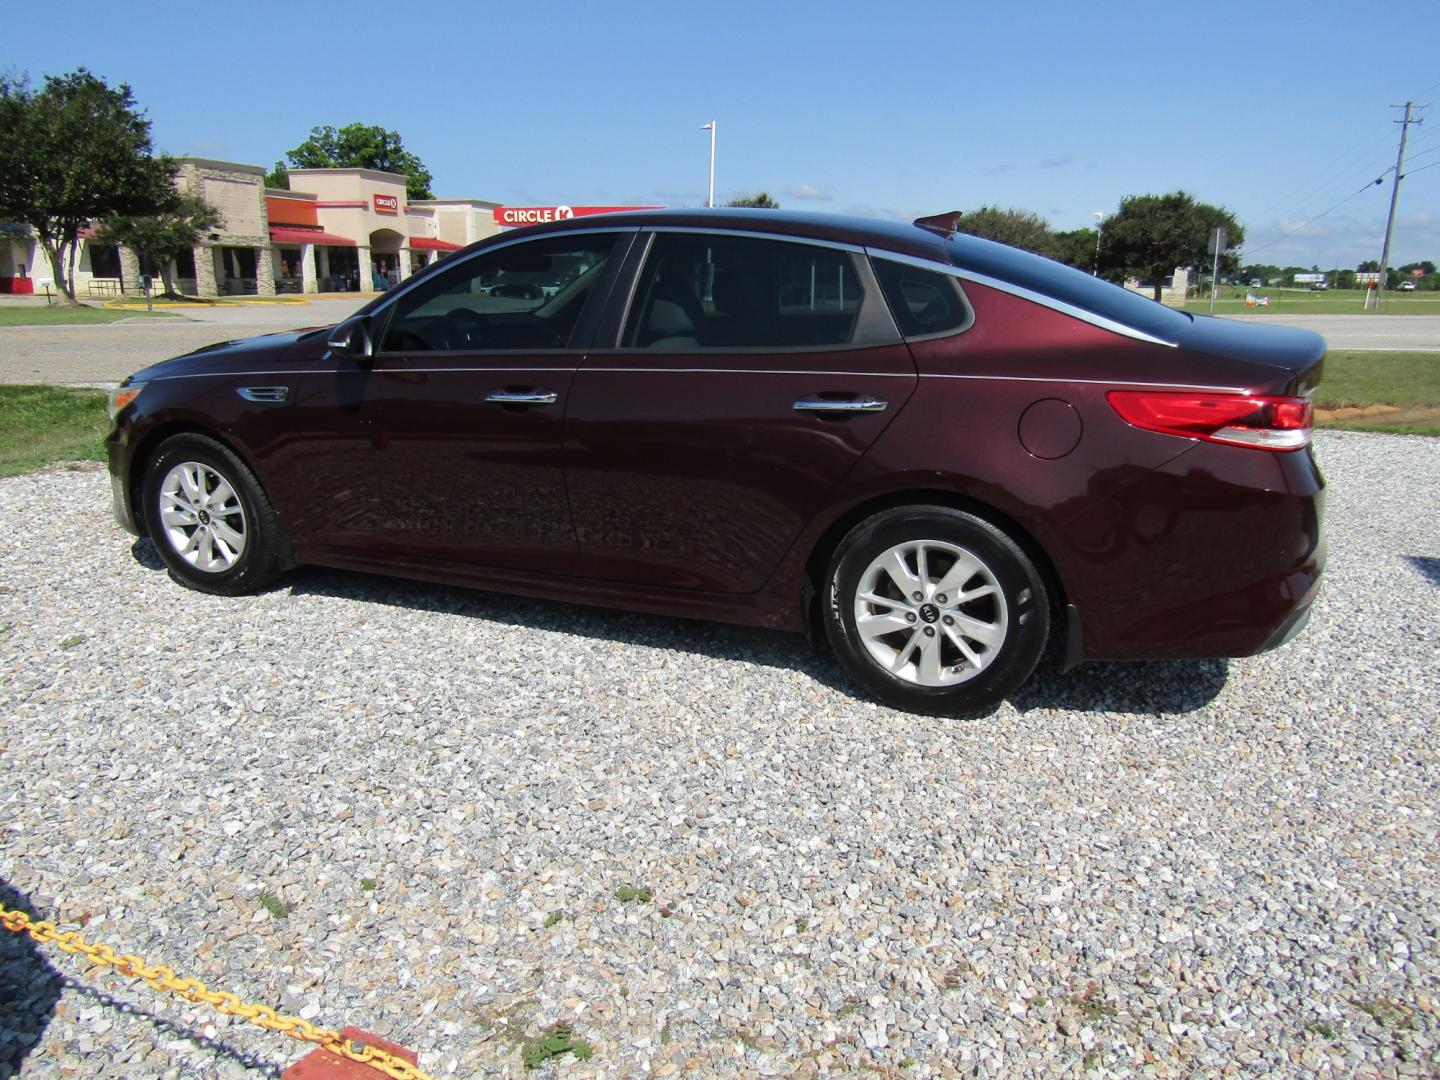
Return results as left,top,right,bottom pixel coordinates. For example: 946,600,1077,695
1399,260,1436,276
1333,269,1357,290
952,205,1056,257
95,194,222,299
725,191,780,208
0,69,175,305
1356,259,1379,273
1099,191,1243,301
1050,227,1098,271
270,123,434,200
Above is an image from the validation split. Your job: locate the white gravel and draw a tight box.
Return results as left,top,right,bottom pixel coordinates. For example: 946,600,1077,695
1,430,1437,1078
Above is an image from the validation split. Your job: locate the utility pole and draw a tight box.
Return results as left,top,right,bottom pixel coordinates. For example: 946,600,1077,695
1370,101,1422,310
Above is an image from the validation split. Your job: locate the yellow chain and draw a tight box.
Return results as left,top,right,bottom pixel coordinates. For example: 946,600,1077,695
0,902,435,1080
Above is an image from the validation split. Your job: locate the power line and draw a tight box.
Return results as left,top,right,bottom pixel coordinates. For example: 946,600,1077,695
1245,125,1398,230
1242,176,1388,258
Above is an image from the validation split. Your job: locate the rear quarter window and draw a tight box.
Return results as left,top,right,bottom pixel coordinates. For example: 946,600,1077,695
872,258,972,338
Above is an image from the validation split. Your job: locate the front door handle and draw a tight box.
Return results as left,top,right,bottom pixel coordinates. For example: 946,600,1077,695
793,397,888,414
486,390,558,406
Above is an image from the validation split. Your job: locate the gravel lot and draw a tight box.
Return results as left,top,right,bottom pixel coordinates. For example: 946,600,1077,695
1,431,1437,1078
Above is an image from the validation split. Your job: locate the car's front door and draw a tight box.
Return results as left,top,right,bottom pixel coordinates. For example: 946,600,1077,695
289,230,629,574
564,230,917,593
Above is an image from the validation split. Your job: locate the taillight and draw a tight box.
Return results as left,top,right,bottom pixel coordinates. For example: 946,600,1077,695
1106,391,1312,451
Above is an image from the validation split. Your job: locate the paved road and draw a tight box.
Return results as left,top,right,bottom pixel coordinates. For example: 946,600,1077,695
0,298,368,384
1226,313,1440,350
1,303,1437,386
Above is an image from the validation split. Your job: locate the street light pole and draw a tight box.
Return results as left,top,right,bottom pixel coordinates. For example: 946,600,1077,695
1091,211,1104,276
702,121,716,208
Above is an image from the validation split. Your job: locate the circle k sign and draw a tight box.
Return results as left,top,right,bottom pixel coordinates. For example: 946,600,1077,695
493,205,662,227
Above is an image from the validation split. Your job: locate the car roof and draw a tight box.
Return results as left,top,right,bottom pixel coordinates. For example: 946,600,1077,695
497,207,954,263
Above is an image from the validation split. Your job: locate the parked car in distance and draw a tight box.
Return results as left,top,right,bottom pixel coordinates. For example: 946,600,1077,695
106,209,1327,716
1399,280,1417,291
1309,281,1328,291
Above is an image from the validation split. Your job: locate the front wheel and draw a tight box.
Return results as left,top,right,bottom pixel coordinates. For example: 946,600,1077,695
140,433,284,596
824,506,1050,716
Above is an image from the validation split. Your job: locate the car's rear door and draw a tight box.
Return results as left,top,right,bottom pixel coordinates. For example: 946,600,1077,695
288,230,631,573
564,229,917,593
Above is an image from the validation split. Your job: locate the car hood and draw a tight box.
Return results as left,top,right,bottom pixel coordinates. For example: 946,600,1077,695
124,326,334,385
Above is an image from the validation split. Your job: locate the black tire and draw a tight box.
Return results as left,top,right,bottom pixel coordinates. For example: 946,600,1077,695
823,506,1050,716
140,433,285,596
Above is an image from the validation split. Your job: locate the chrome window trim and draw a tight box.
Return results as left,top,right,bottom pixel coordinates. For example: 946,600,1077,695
863,248,1179,348
636,225,868,255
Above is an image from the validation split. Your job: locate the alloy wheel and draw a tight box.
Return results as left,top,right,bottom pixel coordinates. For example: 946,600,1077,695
852,539,1008,686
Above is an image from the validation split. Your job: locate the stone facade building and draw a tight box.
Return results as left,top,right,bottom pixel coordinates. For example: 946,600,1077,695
0,158,501,299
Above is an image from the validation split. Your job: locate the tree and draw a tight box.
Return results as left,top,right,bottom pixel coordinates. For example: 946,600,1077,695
270,124,434,200
0,69,176,305
1050,227,1098,271
95,194,222,299
1099,191,1244,301
725,191,780,208
952,206,1056,257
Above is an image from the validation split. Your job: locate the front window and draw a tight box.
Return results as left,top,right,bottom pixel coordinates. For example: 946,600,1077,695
378,233,619,352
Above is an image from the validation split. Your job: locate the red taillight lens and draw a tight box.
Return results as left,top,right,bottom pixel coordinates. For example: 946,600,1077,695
1107,391,1312,451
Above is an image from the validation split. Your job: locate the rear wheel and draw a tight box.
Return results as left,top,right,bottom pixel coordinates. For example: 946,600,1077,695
141,433,284,595
824,506,1050,715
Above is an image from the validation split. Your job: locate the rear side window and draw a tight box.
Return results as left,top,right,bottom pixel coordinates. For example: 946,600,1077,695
872,258,971,338
623,233,865,349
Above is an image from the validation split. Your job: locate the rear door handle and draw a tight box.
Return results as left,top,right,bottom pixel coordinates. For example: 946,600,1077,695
793,397,888,414
486,390,558,406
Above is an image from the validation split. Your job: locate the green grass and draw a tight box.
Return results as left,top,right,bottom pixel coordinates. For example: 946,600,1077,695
256,890,293,919
1315,351,1440,436
0,305,179,325
1318,351,1440,408
614,885,653,904
1184,288,1440,316
520,1024,593,1069
0,385,109,477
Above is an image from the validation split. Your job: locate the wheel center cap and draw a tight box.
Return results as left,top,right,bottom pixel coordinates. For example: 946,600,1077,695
918,603,940,624
197,509,211,525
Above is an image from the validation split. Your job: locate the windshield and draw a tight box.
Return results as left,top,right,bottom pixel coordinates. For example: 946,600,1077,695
945,232,1192,341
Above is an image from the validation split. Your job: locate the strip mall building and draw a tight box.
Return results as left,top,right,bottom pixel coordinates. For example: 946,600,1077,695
0,158,502,297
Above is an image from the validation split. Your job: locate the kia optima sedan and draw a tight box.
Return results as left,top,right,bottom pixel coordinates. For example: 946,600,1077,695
106,209,1325,715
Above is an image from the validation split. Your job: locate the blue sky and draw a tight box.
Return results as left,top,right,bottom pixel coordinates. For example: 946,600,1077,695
5,1,1437,269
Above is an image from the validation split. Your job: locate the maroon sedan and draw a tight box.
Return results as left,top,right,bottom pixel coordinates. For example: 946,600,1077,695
106,210,1325,715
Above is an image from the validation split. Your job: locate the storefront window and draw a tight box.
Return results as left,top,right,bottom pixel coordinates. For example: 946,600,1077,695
88,244,121,278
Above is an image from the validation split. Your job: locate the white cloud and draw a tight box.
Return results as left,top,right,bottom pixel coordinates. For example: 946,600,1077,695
786,183,832,201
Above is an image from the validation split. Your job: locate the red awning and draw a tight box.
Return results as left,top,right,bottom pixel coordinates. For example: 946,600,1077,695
408,237,462,251
268,227,356,246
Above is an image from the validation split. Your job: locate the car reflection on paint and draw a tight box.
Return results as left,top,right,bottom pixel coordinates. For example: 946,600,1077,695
105,208,1327,716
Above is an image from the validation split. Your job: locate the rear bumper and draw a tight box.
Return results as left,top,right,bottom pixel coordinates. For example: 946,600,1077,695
1059,442,1325,661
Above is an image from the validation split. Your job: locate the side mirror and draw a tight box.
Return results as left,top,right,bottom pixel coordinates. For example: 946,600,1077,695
327,316,374,361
